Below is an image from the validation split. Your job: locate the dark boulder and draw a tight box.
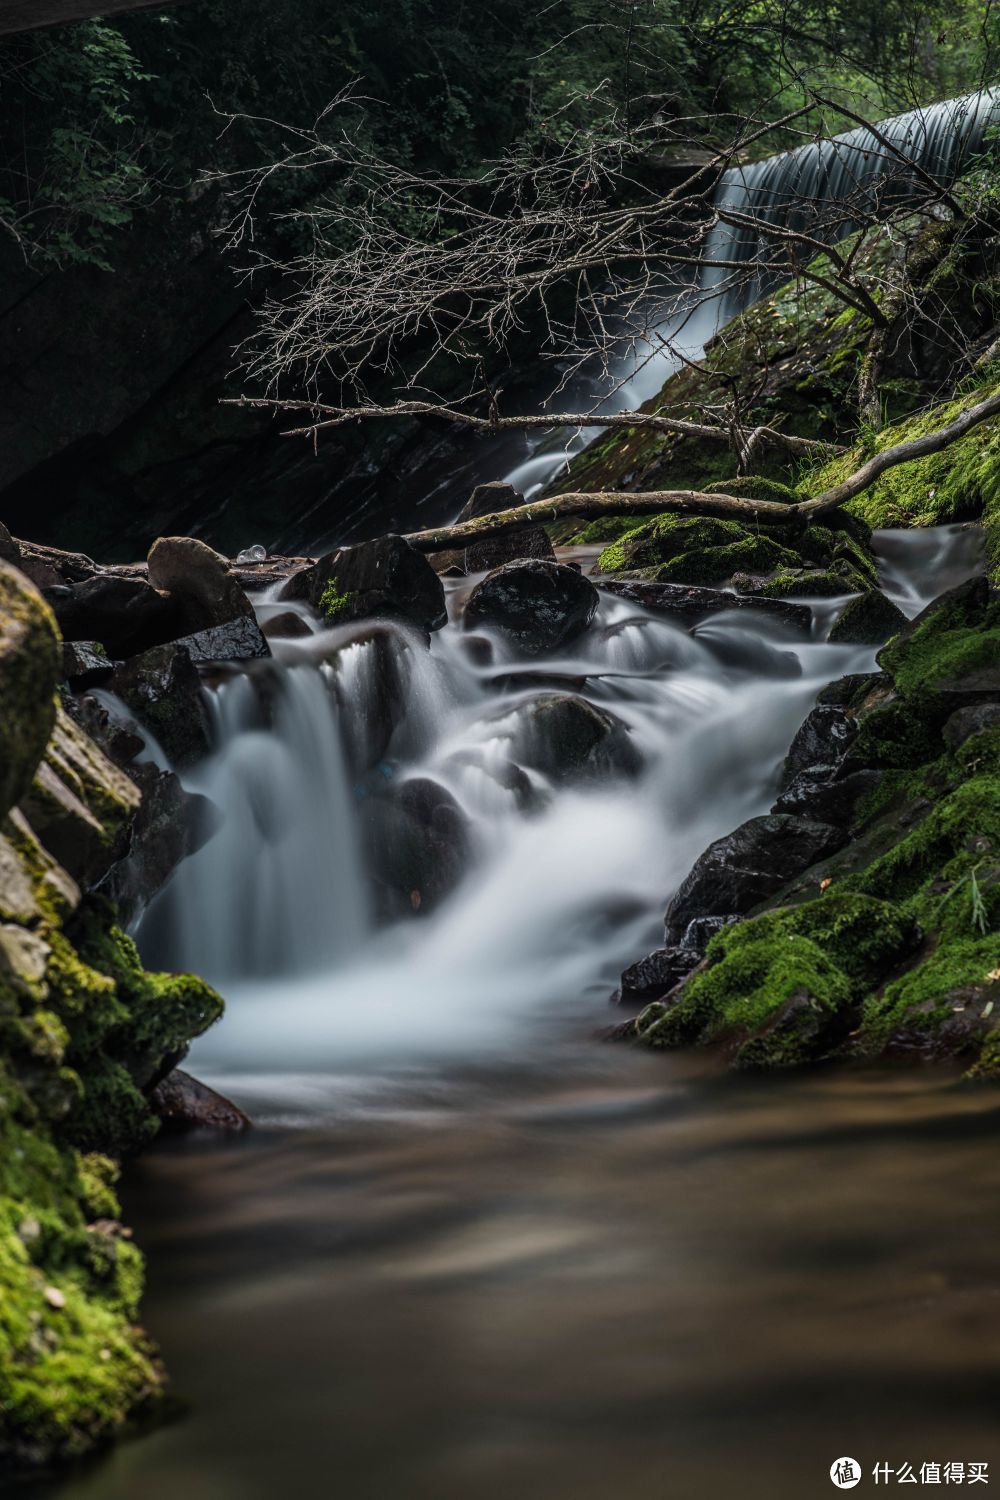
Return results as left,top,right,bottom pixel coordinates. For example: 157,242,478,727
664,814,847,943
507,693,641,783
458,482,556,572
772,768,882,826
49,573,182,657
149,1069,251,1133
465,560,598,654
284,533,447,633
828,589,907,645
111,643,213,768
612,945,700,1006
598,578,811,632
147,535,254,631
942,701,1000,750
778,704,856,790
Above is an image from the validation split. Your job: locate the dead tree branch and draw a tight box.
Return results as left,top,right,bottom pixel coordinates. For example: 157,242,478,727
402,389,1000,551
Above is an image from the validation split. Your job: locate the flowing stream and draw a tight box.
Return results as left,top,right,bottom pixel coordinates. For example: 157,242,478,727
41,525,999,1500
38,88,1000,1499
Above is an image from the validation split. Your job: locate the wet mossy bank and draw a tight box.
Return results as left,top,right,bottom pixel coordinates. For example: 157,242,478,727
630,575,1000,1073
0,561,223,1479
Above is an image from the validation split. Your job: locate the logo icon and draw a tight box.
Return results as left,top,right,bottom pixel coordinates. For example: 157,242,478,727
830,1457,862,1489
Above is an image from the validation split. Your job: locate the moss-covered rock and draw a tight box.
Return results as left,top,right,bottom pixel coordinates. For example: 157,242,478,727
0,563,61,821
636,571,1000,1076
0,581,224,1478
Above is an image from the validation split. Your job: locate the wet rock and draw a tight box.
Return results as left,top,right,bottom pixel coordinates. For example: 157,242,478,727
18,702,141,887
778,705,856,789
147,535,254,631
366,777,471,917
111,643,213,768
816,671,887,708
62,692,145,767
149,1069,251,1132
772,768,882,826
664,814,847,943
828,589,907,645
49,573,182,657
507,693,641,783
61,640,117,688
458,482,556,572
612,946,700,1006
0,521,19,563
680,915,741,952
175,616,270,664
0,562,62,821
942,701,1000,749
261,610,313,640
465,560,598,654
285,533,447,633
104,764,219,925
598,578,811,632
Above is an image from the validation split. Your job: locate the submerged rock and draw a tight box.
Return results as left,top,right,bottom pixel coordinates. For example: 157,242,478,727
507,693,641,783
366,776,471,917
598,577,811,631
149,1070,251,1132
261,609,313,640
664,814,846,943
464,560,599,654
283,533,447,633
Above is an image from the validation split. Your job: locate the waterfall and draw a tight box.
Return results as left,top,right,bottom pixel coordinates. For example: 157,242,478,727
503,87,1000,501
705,86,1000,315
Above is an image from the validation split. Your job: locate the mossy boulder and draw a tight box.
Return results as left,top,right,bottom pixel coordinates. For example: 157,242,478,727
0,563,61,820
638,573,1000,1075
0,584,225,1476
828,589,908,645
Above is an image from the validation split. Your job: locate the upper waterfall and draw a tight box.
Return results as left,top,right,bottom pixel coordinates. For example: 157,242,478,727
705,86,1000,314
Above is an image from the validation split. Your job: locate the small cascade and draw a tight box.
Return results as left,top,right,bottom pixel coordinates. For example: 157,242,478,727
132,526,977,1081
142,663,369,982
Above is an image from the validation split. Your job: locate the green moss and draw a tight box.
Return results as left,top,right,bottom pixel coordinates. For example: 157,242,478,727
806,379,1000,581
636,893,913,1067
859,935,1000,1055
318,578,354,622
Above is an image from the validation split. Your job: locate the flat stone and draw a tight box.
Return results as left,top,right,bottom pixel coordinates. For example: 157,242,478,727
598,578,811,631
943,702,1000,749
0,925,50,993
175,616,271,663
